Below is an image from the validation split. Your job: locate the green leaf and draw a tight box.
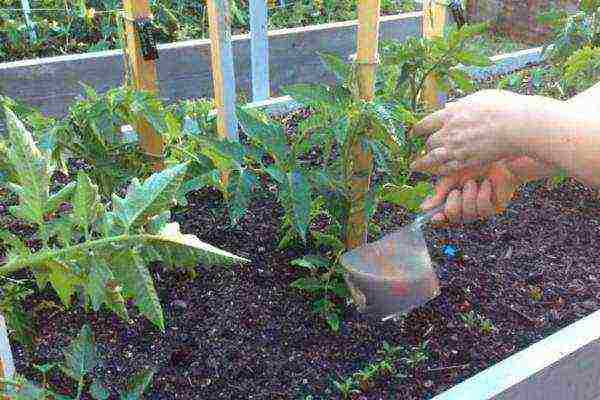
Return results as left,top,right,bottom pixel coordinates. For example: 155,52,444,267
2,377,48,400
112,163,188,230
291,277,324,293
111,250,164,331
48,260,82,306
61,325,97,382
290,255,329,271
237,108,290,165
4,107,51,226
282,171,312,242
148,222,249,267
73,172,101,231
318,52,352,82
449,69,474,92
90,380,110,400
311,231,345,252
119,369,155,400
455,50,492,67
281,84,333,107
86,258,128,319
46,182,76,215
381,182,433,212
228,169,256,225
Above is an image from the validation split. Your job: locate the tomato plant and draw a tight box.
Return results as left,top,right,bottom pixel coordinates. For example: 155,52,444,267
0,107,246,331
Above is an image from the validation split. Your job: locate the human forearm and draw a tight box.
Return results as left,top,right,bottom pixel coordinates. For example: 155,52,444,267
504,157,562,183
515,97,600,189
565,82,600,113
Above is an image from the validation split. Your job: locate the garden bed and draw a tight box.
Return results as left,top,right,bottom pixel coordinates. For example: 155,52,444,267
4,64,600,399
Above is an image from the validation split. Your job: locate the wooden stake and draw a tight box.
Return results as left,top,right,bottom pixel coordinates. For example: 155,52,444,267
346,0,380,251
123,0,163,169
423,0,450,109
207,0,239,142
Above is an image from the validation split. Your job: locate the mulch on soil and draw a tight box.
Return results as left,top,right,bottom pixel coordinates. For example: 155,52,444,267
4,67,600,399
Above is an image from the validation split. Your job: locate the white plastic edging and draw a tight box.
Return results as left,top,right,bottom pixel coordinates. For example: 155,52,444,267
0,314,15,380
432,309,600,400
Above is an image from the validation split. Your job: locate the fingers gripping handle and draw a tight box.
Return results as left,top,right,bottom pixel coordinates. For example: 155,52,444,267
412,204,446,230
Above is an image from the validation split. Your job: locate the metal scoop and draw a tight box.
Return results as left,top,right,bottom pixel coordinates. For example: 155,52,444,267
341,205,444,321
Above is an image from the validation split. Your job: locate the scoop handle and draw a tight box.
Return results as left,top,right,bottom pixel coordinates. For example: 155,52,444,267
412,204,446,229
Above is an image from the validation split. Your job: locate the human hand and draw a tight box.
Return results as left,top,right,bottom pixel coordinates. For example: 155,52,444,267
409,89,561,175
422,157,539,226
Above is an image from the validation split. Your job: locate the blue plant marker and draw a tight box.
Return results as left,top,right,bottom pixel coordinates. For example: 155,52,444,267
442,244,459,259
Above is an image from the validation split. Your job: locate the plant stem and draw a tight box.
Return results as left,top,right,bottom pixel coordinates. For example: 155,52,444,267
0,234,150,275
75,378,84,400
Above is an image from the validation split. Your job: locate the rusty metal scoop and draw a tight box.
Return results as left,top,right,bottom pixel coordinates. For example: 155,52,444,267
341,205,444,321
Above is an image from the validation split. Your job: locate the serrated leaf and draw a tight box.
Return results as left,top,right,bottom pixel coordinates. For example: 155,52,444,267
46,182,76,215
119,369,155,400
73,171,101,231
449,69,474,92
318,52,352,82
61,324,97,382
86,258,127,319
381,182,433,212
237,108,289,165
291,255,329,271
149,222,248,266
311,231,345,252
455,50,492,67
228,169,256,225
290,277,324,293
4,107,51,226
112,163,188,230
2,377,47,400
283,171,312,242
281,84,333,107
0,229,30,258
111,250,164,331
48,260,82,307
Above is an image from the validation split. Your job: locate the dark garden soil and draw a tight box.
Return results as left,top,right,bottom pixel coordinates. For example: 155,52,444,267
4,67,600,399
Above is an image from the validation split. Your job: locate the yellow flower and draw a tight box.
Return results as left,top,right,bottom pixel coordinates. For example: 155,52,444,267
86,8,96,19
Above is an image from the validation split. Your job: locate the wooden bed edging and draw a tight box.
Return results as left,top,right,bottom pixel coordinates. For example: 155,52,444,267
431,308,600,400
0,12,422,121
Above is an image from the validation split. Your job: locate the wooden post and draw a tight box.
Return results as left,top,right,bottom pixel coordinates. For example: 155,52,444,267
422,0,450,109
207,0,239,142
123,0,164,169
346,0,380,251
0,314,15,398
250,0,271,102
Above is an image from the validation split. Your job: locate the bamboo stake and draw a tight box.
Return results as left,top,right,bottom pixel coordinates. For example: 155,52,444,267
207,0,239,189
346,0,380,250
207,0,239,142
123,0,163,170
422,0,450,109
344,0,380,308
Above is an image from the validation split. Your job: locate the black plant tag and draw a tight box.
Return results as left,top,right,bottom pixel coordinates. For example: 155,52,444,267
448,0,467,28
134,17,159,61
